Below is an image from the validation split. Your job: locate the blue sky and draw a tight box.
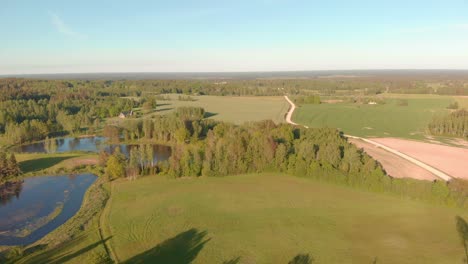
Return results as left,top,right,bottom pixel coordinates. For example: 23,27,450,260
1,0,468,74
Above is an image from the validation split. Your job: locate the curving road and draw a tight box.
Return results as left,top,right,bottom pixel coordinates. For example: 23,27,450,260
283,95,453,181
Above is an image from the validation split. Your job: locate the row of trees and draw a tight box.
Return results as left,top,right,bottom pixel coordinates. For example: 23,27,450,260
166,121,467,208
108,108,467,209
428,109,468,139
104,145,159,180
0,152,21,182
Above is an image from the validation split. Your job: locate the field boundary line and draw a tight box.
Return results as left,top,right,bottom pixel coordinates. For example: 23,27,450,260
99,181,119,263
283,95,453,181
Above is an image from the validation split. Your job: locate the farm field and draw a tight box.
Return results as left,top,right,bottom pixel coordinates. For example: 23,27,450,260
348,138,438,181
293,96,453,140
371,138,468,180
105,173,466,264
110,95,289,125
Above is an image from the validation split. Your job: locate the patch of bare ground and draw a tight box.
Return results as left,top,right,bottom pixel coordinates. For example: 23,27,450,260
62,156,99,169
372,138,468,180
447,138,468,148
349,138,438,181
322,99,344,104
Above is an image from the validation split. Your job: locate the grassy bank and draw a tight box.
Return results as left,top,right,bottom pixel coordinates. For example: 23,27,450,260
16,153,99,176
105,173,467,264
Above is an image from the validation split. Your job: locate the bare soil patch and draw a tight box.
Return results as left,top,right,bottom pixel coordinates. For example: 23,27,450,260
349,138,438,181
372,138,468,180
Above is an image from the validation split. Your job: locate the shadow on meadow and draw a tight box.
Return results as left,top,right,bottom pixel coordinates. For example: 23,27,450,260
122,228,210,264
288,253,314,264
204,112,218,118
5,236,112,264
456,216,468,264
19,156,74,173
222,256,241,264
154,107,173,113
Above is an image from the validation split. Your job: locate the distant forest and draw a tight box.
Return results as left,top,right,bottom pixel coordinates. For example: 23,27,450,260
0,77,467,145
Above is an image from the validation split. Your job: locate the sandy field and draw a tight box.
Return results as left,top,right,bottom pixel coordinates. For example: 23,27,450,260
349,138,438,181
372,138,468,180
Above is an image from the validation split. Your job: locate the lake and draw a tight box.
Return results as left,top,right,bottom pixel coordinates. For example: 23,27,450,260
11,137,172,163
0,174,96,245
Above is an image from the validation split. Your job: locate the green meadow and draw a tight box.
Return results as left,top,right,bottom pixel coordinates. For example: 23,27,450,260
293,96,454,139
103,174,466,264
110,95,289,125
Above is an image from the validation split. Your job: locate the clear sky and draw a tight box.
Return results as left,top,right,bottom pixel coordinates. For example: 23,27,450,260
1,0,468,74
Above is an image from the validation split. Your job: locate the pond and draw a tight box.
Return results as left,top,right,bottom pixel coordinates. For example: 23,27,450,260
11,137,107,153
0,174,96,245
11,137,172,163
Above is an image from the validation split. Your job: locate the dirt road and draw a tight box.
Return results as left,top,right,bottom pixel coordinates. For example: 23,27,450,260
283,95,454,181
284,95,298,126
349,138,438,180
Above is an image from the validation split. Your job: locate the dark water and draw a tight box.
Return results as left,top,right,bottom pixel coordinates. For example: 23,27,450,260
104,144,171,163
11,137,172,162
11,137,106,153
0,174,96,245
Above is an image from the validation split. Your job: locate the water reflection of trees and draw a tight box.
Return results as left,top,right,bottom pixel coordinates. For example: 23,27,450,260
0,180,23,205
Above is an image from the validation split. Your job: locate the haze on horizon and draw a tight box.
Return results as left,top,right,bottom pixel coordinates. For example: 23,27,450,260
2,0,468,75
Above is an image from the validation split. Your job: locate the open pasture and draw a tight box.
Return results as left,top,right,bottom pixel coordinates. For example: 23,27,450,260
105,173,466,264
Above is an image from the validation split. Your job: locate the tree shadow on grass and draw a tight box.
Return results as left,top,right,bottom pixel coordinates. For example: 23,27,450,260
455,216,468,264
288,253,314,264
19,236,112,264
222,256,241,264
123,228,210,264
204,112,218,118
155,107,174,113
19,156,74,173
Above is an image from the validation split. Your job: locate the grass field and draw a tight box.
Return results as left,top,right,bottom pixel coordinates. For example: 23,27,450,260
109,95,289,125
105,173,466,264
293,96,453,139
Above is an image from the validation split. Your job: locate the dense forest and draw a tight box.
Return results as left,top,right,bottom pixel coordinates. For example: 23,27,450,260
428,109,468,139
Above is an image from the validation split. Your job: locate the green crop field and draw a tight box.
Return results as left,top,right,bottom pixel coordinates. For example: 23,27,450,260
104,174,466,264
293,96,454,140
110,95,289,125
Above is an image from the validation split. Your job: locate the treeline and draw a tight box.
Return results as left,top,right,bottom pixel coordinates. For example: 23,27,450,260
105,107,467,209
103,107,213,143
165,120,467,209
428,109,468,139
0,152,21,182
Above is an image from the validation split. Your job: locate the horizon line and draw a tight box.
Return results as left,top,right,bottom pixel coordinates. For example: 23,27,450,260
2,68,468,77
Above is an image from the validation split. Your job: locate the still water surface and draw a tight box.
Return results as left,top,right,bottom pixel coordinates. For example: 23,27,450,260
11,137,172,163
0,174,96,245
